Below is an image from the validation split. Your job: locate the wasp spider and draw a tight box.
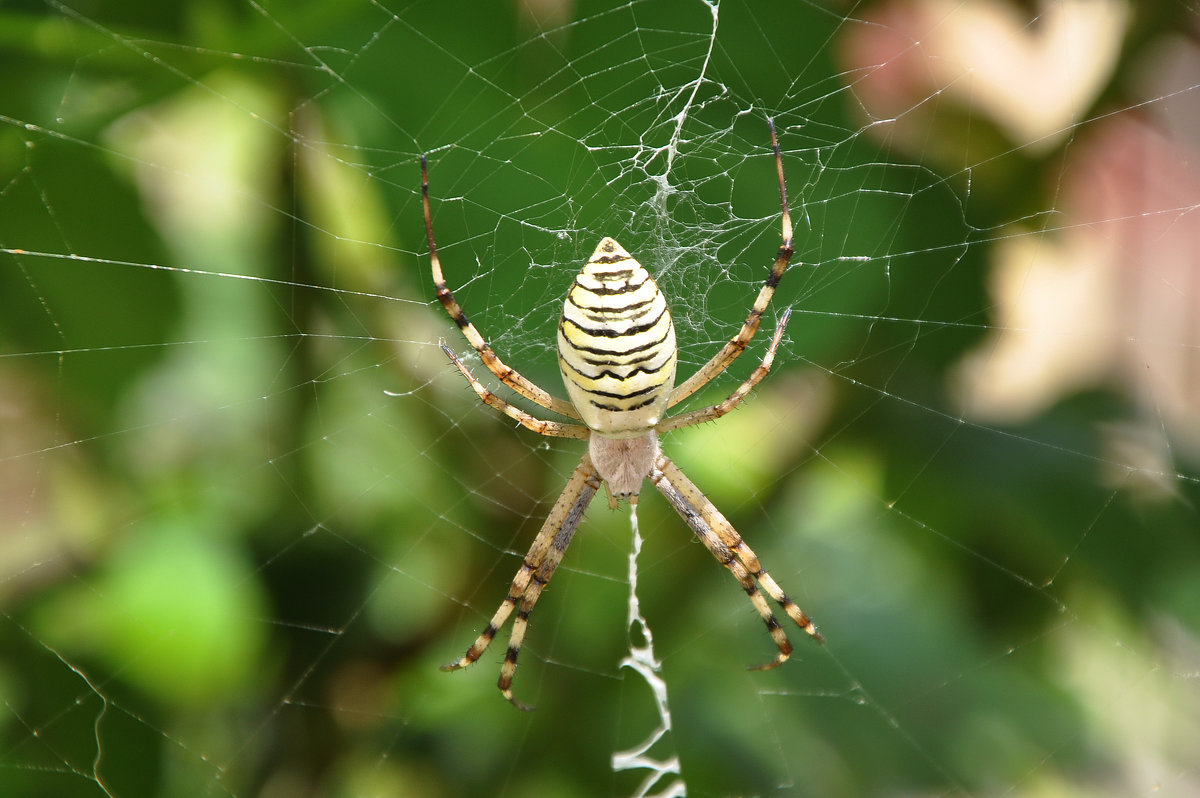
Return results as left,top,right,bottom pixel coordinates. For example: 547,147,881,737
424,121,822,710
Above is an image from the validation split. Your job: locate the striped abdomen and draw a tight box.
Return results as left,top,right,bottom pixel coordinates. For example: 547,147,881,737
557,237,677,437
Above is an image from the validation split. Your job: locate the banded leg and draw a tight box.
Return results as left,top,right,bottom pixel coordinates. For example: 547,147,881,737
652,454,822,669
441,343,590,439
422,155,581,420
657,309,790,434
668,118,795,409
442,453,601,710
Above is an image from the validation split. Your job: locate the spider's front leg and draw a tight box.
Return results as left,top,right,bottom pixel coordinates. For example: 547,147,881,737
442,453,601,710
651,454,822,670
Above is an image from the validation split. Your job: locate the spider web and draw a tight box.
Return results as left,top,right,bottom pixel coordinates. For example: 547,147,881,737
3,0,1200,795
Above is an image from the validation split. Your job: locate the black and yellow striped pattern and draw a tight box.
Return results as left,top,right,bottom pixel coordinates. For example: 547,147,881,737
429,121,818,710
557,237,677,437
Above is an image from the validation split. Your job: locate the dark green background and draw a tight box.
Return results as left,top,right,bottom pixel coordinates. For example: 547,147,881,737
2,1,1198,796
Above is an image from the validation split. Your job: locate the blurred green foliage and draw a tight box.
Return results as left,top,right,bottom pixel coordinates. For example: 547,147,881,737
2,1,1199,797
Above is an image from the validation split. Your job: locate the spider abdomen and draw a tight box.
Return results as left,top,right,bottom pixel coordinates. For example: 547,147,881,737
558,238,677,437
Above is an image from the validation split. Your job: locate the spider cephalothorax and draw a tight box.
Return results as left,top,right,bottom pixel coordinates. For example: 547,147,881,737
423,120,822,710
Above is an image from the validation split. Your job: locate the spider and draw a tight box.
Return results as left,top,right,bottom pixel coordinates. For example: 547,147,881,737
423,120,822,710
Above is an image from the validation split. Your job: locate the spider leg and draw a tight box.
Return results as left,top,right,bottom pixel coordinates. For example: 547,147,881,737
441,343,590,439
668,118,794,409
657,309,789,434
422,155,582,420
442,453,601,710
652,454,822,670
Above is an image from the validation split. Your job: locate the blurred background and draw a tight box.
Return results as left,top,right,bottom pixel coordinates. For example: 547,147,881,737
2,0,1199,796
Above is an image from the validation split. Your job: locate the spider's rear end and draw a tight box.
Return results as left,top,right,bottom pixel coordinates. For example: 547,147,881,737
556,237,678,439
